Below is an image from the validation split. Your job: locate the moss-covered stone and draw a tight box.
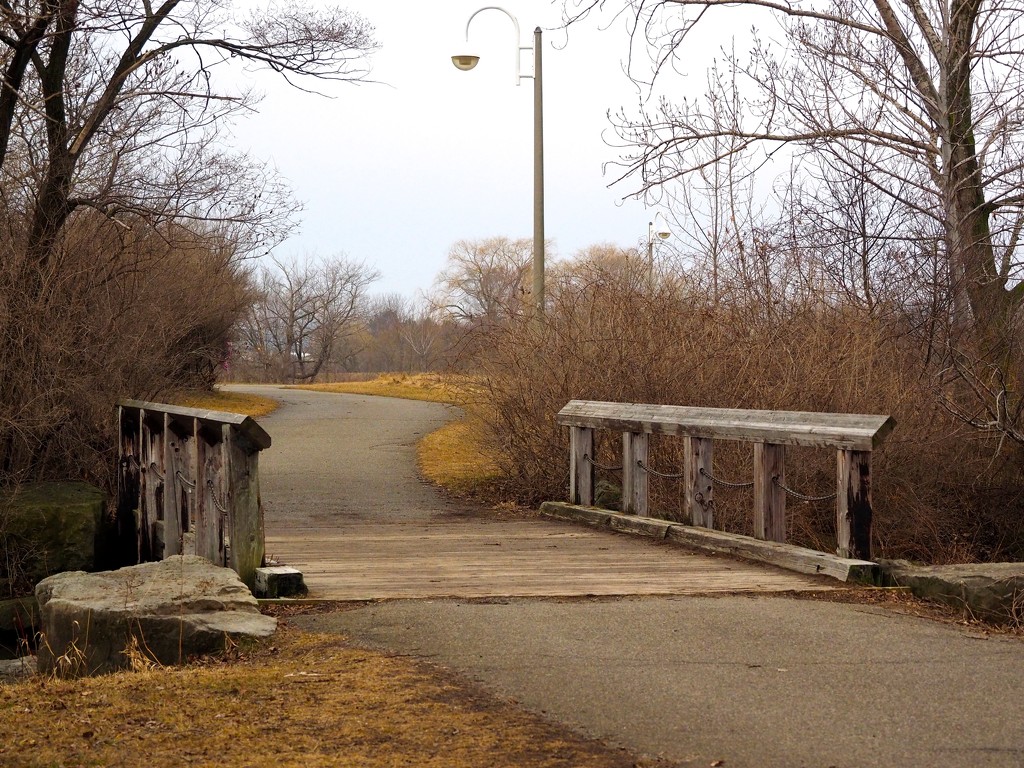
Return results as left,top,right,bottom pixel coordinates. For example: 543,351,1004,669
1,482,106,596
0,596,38,633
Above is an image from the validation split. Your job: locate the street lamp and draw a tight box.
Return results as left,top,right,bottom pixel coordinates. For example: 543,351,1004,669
647,213,671,290
452,6,545,318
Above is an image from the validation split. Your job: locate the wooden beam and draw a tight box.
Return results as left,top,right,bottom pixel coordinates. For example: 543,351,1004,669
684,436,714,528
837,450,872,560
161,412,181,557
621,432,649,516
556,400,895,451
569,426,594,506
754,443,786,543
226,425,265,590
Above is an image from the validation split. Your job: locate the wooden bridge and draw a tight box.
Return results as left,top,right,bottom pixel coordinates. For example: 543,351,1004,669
253,388,871,599
120,388,893,599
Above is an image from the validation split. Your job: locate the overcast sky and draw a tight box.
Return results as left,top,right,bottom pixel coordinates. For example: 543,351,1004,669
228,1,676,298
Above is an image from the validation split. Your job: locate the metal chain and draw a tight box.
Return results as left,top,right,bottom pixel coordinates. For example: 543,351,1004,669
209,480,229,514
583,453,622,472
635,460,686,480
175,470,196,492
773,476,837,502
699,466,754,489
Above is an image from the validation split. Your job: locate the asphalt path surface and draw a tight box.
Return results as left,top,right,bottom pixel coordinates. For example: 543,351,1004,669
238,385,1024,768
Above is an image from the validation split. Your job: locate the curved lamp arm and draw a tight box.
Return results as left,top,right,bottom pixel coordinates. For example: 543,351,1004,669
456,5,534,85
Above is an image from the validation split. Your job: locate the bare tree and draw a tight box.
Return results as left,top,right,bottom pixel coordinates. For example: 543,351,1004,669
564,0,1024,353
240,255,379,382
1,0,377,268
431,237,534,326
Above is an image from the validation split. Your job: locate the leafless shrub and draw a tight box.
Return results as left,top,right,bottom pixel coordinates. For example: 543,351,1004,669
0,213,252,486
470,256,1024,564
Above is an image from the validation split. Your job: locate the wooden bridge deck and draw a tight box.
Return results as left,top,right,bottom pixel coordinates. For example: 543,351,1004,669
241,385,837,601
266,517,834,600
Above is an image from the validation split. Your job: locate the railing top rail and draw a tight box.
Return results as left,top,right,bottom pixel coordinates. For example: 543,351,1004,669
119,399,272,451
556,400,895,451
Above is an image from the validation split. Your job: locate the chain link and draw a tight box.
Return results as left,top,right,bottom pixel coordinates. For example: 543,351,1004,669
209,479,229,514
635,460,686,479
175,470,196,492
583,453,622,472
772,476,837,502
699,466,754,489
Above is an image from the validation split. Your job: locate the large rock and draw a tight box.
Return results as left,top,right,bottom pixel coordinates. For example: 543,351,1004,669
1,481,105,593
881,561,1024,624
36,555,277,676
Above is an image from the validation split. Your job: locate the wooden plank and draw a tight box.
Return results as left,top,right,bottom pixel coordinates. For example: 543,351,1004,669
621,432,649,516
539,502,875,583
685,436,714,528
116,405,142,567
120,399,271,451
162,412,182,557
195,418,220,564
754,443,786,543
837,450,873,560
266,514,839,599
556,400,895,451
226,425,264,590
569,426,594,506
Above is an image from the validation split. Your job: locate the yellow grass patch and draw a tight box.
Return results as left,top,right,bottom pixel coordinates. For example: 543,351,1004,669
0,625,645,768
418,418,500,493
292,373,476,405
172,389,280,418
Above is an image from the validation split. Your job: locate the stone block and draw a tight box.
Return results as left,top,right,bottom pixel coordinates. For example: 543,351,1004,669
254,566,307,599
1,482,106,593
36,555,277,676
881,561,1024,624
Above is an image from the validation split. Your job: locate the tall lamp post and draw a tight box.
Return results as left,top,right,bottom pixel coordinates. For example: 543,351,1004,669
452,7,545,318
647,213,671,290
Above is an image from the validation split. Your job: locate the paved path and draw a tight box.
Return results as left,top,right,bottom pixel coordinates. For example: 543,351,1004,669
238,385,830,598
236,385,1024,768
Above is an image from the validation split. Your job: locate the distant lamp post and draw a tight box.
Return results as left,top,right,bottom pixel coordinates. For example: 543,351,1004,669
647,213,671,290
452,6,545,318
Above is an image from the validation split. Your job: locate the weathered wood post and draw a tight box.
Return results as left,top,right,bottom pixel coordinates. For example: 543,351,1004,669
837,450,873,560
684,436,714,528
225,425,265,589
754,443,786,543
569,426,595,506
621,431,649,516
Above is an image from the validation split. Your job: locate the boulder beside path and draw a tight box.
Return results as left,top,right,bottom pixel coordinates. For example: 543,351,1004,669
35,555,276,676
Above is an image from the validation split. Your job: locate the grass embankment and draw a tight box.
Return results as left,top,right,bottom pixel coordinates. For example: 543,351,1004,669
295,374,500,494
0,624,648,768
172,389,280,418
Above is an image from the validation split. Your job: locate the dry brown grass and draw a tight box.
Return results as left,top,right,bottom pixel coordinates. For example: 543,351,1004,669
0,624,656,768
292,373,474,405
418,418,501,494
172,389,280,418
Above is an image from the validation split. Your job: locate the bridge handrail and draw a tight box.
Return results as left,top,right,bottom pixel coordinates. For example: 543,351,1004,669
116,399,271,589
555,400,895,561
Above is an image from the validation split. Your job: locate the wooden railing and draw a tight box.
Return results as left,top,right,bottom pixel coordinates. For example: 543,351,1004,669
116,400,272,589
557,400,895,560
